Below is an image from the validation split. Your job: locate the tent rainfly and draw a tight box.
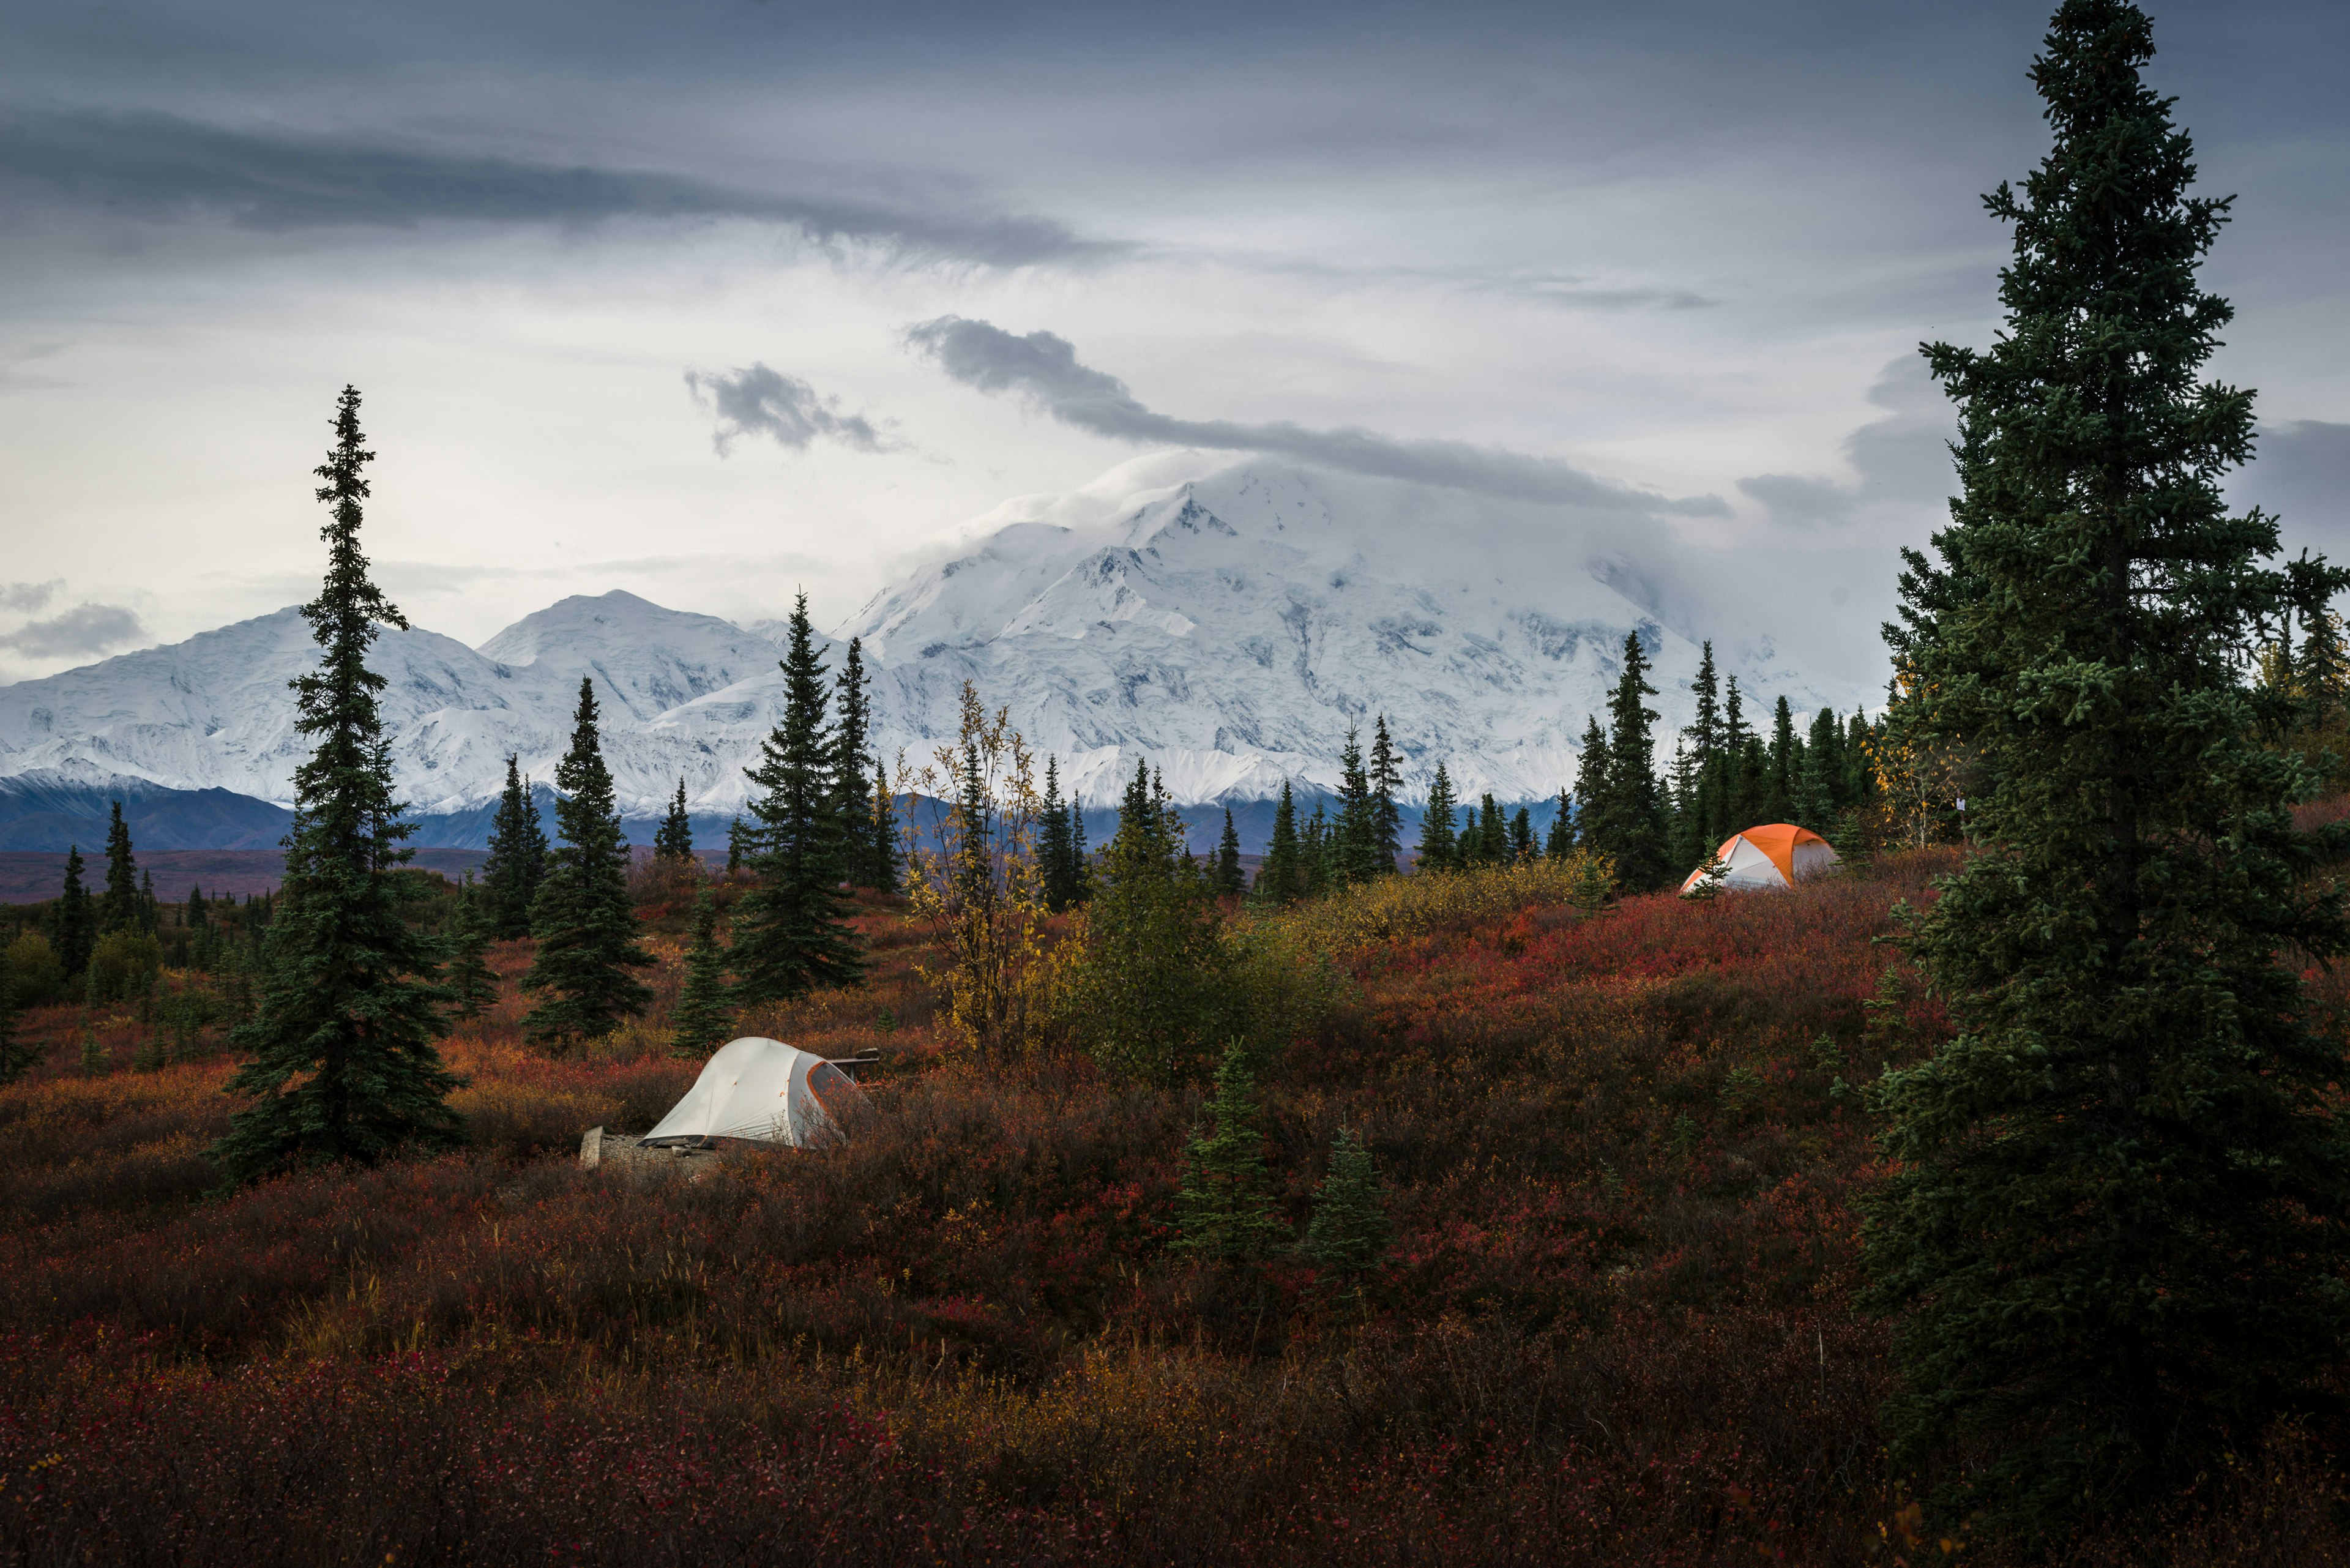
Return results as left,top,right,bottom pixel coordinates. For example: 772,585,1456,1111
641,1037,864,1148
1679,823,1840,896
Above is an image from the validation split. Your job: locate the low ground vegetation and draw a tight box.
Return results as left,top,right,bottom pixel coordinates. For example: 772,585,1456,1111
4,850,2342,1563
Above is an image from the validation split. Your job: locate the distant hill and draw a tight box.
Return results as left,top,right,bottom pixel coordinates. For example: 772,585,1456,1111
0,848,491,905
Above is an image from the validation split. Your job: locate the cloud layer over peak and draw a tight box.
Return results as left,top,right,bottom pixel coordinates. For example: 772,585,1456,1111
903,315,1725,516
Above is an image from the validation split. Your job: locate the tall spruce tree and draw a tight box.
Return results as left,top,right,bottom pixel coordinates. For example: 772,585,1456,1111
1416,764,1458,872
480,756,546,940
1037,756,1084,912
1684,640,1723,765
1592,632,1668,890
831,636,879,887
1571,717,1611,861
1763,696,1799,824
523,678,654,1047
1800,707,1842,827
1477,793,1507,864
1300,801,1334,894
1368,715,1403,873
1332,728,1384,885
99,803,139,933
668,886,736,1059
1214,807,1245,896
1507,806,1533,862
654,777,694,862
1863,0,2350,1536
212,386,463,1179
1544,787,1576,859
50,847,93,978
1257,780,1305,902
733,594,865,1003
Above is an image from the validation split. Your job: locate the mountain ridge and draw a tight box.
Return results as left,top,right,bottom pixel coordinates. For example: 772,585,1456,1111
0,456,1865,834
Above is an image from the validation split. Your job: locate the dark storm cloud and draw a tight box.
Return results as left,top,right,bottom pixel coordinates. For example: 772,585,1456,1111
0,108,1118,267
0,581,62,614
0,602,146,657
684,363,897,456
903,315,1726,516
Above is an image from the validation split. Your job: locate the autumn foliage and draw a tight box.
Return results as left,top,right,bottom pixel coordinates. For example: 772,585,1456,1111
2,854,2342,1564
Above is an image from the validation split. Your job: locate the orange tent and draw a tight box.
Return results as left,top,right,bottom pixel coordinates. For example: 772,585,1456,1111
1678,823,1840,895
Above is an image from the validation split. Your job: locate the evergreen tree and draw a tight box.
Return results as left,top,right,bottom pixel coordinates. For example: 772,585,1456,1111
1685,640,1723,766
1368,715,1404,873
1299,802,1333,897
1800,707,1842,826
1544,787,1576,859
1763,695,1799,823
99,802,139,933
1214,807,1245,897
1592,633,1668,890
187,884,207,928
1037,756,1084,912
212,386,463,1179
1572,715,1611,863
50,846,92,978
444,878,499,1021
480,755,546,940
726,816,748,875
868,775,901,895
139,868,157,933
732,593,865,1004
1078,763,1233,1086
1864,1,2350,1534
1508,806,1533,862
1416,764,1458,872
1667,738,1707,870
523,678,654,1048
654,777,695,863
1477,794,1507,864
1173,1040,1290,1263
1257,780,1304,902
668,885,736,1059
831,635,879,886
1455,803,1481,867
1332,728,1383,884
1304,1125,1390,1274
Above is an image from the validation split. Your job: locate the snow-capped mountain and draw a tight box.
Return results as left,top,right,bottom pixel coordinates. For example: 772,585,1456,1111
0,455,1862,830
842,454,1849,804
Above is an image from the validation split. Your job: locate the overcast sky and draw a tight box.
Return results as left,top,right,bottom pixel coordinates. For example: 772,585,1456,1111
2,0,2344,685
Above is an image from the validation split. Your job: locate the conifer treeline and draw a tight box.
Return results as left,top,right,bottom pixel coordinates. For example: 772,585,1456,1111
1023,650,1884,908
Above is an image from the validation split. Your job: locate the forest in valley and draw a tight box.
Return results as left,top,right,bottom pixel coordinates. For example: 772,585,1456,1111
11,2,2350,1562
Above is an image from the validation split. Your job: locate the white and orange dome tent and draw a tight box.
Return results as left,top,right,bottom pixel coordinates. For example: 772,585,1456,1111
1679,823,1840,895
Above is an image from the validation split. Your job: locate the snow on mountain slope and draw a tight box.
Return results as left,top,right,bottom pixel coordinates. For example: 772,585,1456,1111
0,607,553,811
843,455,1854,804
0,457,1864,823
479,592,783,725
